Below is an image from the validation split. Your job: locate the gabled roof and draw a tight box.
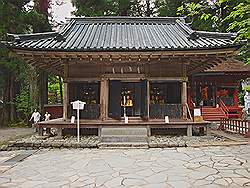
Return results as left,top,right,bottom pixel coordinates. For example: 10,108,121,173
4,17,242,52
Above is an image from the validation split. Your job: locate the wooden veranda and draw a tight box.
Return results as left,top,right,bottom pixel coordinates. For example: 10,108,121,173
37,118,210,137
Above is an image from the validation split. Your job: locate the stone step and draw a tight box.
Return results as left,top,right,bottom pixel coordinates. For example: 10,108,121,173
101,127,148,136
98,142,149,149
101,135,148,143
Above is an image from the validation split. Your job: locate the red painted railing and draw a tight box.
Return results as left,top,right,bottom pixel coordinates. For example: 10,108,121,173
219,118,250,137
219,99,229,117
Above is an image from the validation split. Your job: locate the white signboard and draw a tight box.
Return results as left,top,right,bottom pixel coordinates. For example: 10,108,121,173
165,116,169,123
71,116,75,123
72,100,86,110
194,108,201,116
125,116,129,124
71,100,86,143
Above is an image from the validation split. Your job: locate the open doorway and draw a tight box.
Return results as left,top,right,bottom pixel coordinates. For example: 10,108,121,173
109,80,148,119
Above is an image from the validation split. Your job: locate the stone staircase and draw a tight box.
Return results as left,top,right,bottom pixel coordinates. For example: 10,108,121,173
98,127,149,148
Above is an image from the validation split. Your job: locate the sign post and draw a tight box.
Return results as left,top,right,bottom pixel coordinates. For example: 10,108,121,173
71,100,86,143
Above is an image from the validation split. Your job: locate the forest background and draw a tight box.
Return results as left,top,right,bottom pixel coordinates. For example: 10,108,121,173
0,0,249,126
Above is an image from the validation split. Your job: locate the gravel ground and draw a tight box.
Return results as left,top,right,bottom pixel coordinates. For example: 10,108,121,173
0,133,233,151
149,135,228,147
0,127,33,145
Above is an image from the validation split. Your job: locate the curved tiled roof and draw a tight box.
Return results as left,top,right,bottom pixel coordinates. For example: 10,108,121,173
205,59,250,72
5,17,242,52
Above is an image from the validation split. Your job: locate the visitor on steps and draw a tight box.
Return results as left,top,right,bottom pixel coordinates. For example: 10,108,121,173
44,112,51,136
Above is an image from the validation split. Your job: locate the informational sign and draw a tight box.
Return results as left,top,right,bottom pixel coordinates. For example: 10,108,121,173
194,108,201,116
193,108,203,122
71,100,86,143
72,101,85,110
125,116,129,124
165,116,169,123
71,116,75,123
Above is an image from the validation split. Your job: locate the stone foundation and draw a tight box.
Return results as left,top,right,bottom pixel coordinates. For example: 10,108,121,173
0,133,236,151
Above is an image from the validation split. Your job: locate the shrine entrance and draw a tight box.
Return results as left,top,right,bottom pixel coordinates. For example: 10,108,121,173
121,82,141,117
108,80,148,119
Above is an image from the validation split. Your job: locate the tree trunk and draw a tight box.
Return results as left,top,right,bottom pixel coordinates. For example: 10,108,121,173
2,72,11,126
145,0,151,17
9,75,15,122
28,65,39,111
2,71,19,126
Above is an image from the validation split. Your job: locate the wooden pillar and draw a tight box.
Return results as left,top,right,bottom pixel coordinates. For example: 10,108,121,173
147,80,150,119
182,81,188,119
187,125,192,137
100,77,109,120
57,125,62,137
63,64,69,120
63,82,69,120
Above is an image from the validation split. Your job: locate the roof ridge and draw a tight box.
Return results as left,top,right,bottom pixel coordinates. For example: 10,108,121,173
195,30,237,39
175,20,193,36
69,16,185,23
7,32,57,41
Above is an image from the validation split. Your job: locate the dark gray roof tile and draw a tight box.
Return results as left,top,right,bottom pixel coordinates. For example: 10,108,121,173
5,16,242,52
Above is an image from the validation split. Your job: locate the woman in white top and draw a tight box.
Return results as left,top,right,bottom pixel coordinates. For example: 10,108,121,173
29,109,41,124
29,109,41,133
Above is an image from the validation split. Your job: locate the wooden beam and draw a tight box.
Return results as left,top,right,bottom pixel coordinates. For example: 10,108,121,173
148,77,188,81
13,47,239,59
65,78,101,82
103,74,146,80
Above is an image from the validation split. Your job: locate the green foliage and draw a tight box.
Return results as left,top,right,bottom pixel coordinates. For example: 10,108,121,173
177,1,221,31
223,0,250,64
0,0,51,39
155,0,183,17
0,0,52,126
48,75,63,104
72,0,152,16
15,89,37,120
72,0,108,16
177,0,249,64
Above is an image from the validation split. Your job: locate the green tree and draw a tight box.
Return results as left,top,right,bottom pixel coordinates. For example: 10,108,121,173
0,0,51,126
72,0,108,16
223,0,250,64
72,0,154,17
154,0,183,16
177,0,249,64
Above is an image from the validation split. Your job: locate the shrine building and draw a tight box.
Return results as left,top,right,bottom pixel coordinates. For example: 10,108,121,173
3,17,246,136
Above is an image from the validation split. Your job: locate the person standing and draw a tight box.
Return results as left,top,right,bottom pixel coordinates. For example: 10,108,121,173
29,109,41,132
44,111,51,121
44,111,51,135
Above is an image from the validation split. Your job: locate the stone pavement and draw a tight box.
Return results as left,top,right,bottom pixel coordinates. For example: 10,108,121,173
0,145,249,188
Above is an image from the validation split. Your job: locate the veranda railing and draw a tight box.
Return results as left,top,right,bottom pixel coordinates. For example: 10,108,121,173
219,118,250,137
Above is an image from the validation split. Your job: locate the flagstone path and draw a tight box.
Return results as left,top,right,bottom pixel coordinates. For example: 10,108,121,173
0,145,250,187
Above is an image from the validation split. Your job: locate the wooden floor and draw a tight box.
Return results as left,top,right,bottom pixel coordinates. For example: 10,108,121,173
37,118,210,129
